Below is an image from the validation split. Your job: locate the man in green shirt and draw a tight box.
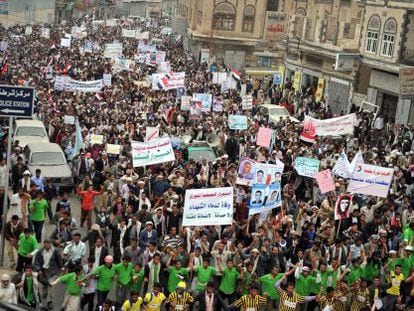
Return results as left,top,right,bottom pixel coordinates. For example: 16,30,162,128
130,262,144,295
115,255,135,305
93,255,117,307
193,258,216,294
259,266,285,310
403,219,414,246
29,191,48,242
347,258,366,286
294,265,317,311
16,228,38,272
50,265,85,311
218,259,243,304
166,259,189,295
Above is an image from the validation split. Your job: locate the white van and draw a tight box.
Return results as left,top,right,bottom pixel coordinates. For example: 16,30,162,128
13,119,49,148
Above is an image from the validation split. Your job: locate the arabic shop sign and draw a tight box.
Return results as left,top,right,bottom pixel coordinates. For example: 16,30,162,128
131,137,175,167
400,67,414,99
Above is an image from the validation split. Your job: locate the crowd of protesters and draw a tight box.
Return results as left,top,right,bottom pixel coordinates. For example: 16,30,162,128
0,13,413,311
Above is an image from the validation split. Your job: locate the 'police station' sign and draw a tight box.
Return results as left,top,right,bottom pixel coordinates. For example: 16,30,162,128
0,85,35,118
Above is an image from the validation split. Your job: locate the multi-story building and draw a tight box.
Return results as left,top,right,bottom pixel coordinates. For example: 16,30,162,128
177,0,273,70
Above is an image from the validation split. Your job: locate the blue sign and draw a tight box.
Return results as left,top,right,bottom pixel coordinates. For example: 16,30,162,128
0,85,35,118
273,72,282,85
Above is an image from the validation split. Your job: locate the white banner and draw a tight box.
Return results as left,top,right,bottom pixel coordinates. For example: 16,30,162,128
104,43,123,59
54,76,103,93
122,29,137,38
131,137,175,167
332,151,352,178
112,58,136,72
348,164,393,198
103,74,112,86
303,114,356,137
152,72,185,91
242,95,253,110
158,61,171,73
145,127,159,142
60,38,71,48
182,187,234,227
136,31,150,40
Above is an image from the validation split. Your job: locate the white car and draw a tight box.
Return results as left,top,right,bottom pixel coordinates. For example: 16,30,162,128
13,119,49,148
261,104,300,123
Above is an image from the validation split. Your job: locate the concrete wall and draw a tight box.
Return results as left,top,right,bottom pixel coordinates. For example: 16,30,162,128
0,0,55,27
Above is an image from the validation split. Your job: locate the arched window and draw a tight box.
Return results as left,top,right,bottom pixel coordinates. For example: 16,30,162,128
242,5,255,32
365,15,381,54
381,18,397,57
295,8,307,16
212,2,236,31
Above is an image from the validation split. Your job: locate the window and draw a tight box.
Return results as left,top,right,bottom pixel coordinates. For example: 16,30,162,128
242,5,255,32
365,15,381,54
381,18,397,58
212,3,236,31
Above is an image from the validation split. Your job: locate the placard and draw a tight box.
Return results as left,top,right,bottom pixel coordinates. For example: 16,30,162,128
237,158,284,186
152,72,185,91
122,29,137,38
106,144,121,155
103,74,112,86
347,164,393,198
90,134,104,145
192,93,212,112
316,169,336,194
131,137,175,167
294,157,320,178
249,183,281,215
182,187,233,226
41,28,50,39
145,127,159,142
241,95,253,110
257,128,272,148
63,115,75,125
180,96,192,111
228,115,247,130
332,151,352,178
60,38,71,48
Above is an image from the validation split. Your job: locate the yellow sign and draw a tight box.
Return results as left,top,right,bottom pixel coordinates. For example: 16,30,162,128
90,135,104,145
278,65,285,88
106,144,121,155
315,78,325,102
293,71,302,92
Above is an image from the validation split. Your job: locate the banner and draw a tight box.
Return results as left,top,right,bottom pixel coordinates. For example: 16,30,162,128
90,135,103,145
301,114,356,140
315,78,325,102
189,101,202,120
316,169,335,194
136,31,149,40
152,72,185,91
54,76,103,93
104,43,123,59
212,72,228,85
249,183,281,215
257,128,272,148
237,157,284,186
71,26,86,39
347,164,393,198
106,144,121,155
131,137,175,167
335,194,353,220
122,29,137,38
400,67,414,99
241,95,253,110
293,71,301,92
112,58,136,72
145,127,159,142
63,115,75,125
294,157,320,178
192,93,212,112
158,61,171,73
228,115,247,130
265,12,287,41
182,187,233,226
332,151,352,178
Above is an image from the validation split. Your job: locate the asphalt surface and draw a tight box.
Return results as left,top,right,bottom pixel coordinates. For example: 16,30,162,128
0,194,119,310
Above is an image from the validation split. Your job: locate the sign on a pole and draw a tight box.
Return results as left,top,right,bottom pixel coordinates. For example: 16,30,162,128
0,85,35,118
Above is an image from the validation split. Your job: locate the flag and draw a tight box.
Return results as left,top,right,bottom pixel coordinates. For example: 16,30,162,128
95,92,103,101
1,63,8,75
74,120,83,156
229,66,241,81
62,63,72,75
300,117,316,143
349,150,364,174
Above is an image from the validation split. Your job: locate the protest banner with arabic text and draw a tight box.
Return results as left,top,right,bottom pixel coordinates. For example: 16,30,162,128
131,137,175,167
347,164,393,198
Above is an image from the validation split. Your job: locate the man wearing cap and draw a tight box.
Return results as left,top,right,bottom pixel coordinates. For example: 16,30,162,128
5,214,24,268
294,264,317,311
16,227,39,272
0,273,17,304
166,281,194,311
93,255,117,307
139,221,158,252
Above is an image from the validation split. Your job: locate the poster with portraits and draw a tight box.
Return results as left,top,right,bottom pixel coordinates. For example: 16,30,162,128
249,183,281,215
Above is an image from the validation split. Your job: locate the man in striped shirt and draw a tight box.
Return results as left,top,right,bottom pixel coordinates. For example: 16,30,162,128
165,281,194,311
275,269,316,311
232,283,268,311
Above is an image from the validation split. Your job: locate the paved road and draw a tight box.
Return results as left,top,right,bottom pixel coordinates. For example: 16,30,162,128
1,194,119,310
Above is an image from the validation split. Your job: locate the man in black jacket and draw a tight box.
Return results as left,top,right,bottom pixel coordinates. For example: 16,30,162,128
33,239,63,309
196,282,224,311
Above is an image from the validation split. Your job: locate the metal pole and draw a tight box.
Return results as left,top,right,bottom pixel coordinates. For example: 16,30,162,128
0,116,13,266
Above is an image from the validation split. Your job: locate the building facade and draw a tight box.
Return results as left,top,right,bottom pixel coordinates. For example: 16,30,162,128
177,0,274,70
0,0,55,27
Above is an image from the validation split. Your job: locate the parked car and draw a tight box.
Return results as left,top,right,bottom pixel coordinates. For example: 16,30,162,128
13,119,49,148
261,104,300,123
23,142,73,191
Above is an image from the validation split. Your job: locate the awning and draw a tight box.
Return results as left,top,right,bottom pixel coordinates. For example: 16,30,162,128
243,69,279,77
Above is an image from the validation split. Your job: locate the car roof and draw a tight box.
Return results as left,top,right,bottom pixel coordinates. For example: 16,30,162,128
15,119,45,127
25,142,63,152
